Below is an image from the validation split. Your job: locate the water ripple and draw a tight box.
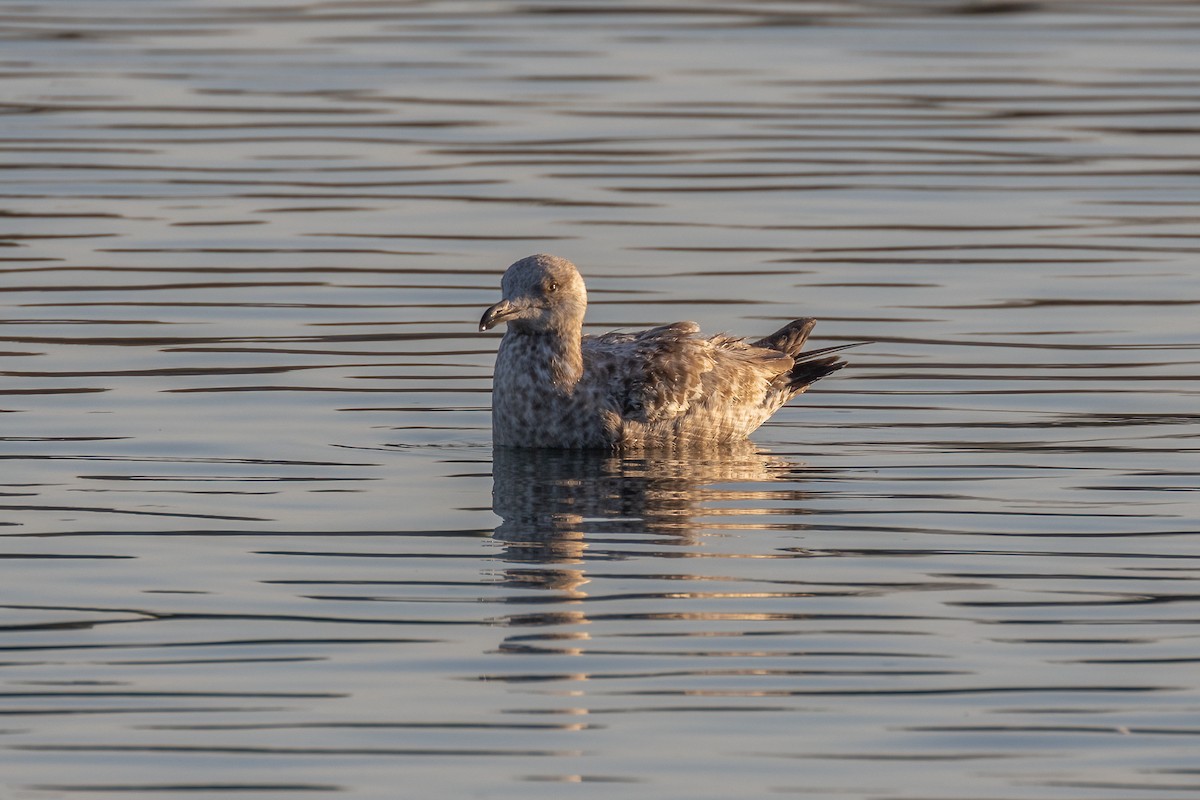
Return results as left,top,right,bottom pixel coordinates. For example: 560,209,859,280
2,1,1199,797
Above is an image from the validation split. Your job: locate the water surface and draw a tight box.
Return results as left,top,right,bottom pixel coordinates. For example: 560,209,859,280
2,2,1200,798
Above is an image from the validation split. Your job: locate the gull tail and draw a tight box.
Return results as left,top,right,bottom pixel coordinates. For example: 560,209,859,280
755,319,867,397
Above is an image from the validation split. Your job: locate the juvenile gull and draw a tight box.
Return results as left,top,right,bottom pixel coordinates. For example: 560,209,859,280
480,254,850,449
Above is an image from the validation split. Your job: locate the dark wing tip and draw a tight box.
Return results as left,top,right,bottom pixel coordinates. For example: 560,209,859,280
783,341,871,394
785,354,847,394
793,341,872,363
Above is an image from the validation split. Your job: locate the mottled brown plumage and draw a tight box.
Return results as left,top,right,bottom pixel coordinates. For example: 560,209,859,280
480,254,848,448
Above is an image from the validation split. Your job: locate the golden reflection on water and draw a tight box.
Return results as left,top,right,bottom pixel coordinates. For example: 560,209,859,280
489,442,799,601
491,441,793,540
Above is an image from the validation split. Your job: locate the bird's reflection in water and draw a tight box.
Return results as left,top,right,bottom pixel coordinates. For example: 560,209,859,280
490,441,804,600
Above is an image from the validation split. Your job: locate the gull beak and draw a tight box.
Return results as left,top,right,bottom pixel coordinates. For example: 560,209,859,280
479,299,520,332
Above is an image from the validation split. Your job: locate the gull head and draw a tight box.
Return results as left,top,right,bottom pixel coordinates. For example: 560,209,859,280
479,254,588,334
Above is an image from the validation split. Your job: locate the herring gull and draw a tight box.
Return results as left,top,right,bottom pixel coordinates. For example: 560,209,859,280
480,254,851,448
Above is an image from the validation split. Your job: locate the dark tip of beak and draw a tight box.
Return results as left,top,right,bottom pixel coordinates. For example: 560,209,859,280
479,299,517,332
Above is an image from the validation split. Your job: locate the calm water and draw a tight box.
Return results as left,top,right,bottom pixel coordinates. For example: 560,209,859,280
3,1,1200,798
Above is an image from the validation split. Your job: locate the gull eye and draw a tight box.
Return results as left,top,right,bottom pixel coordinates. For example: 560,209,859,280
545,281,559,294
